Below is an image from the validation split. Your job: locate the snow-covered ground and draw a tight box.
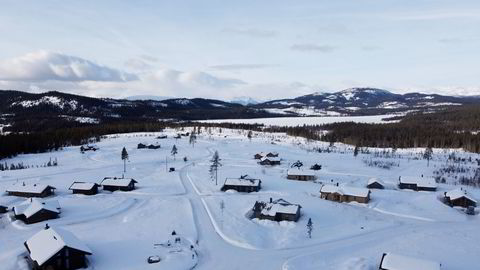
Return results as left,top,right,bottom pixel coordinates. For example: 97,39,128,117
1,128,479,270
199,114,398,126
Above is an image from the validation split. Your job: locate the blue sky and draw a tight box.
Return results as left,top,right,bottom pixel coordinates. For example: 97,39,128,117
0,0,479,100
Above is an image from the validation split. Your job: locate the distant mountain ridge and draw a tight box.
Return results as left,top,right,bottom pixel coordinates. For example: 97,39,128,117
1,88,480,130
257,87,480,116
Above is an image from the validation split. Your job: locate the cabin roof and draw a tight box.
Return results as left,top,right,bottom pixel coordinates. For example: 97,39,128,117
287,169,316,177
260,156,281,162
367,178,385,186
101,178,137,187
399,176,437,188
224,178,261,187
380,253,441,270
445,188,477,203
25,227,92,266
69,182,98,191
6,183,55,194
320,184,370,198
260,200,300,216
14,198,60,218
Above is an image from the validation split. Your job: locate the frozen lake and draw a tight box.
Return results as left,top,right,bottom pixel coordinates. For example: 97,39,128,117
198,114,398,127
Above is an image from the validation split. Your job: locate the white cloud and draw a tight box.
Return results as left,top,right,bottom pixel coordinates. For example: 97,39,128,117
222,27,277,38
290,43,337,53
0,51,137,82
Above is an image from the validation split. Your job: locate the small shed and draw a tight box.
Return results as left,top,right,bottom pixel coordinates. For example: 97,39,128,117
320,184,370,204
0,205,8,213
367,178,385,189
6,183,56,198
258,157,281,166
69,182,99,195
101,177,137,192
252,198,301,222
399,177,437,191
13,198,61,224
379,252,441,270
287,170,316,181
444,188,477,208
221,178,261,193
24,225,92,270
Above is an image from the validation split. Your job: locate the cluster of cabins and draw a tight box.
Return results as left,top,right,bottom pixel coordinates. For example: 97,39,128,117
137,143,161,149
1,177,140,269
254,152,281,166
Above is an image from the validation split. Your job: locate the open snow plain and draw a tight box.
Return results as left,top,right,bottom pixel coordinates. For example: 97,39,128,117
1,128,479,270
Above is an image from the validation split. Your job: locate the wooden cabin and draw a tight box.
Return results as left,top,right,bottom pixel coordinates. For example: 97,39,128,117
287,170,316,181
6,183,56,198
320,184,370,204
80,145,98,152
24,225,92,270
137,143,147,149
379,253,441,270
399,176,437,191
69,182,99,195
221,178,261,193
258,157,281,166
252,198,301,222
254,152,279,159
13,198,61,224
0,205,8,213
367,178,385,189
444,188,477,208
101,177,137,192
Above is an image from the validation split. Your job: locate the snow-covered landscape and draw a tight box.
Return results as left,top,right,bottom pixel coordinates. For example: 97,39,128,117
1,128,479,270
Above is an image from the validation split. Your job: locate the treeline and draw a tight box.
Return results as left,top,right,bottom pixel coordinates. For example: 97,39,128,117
321,106,480,153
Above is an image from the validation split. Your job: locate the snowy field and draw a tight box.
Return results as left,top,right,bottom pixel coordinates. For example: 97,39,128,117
198,114,398,126
1,128,479,270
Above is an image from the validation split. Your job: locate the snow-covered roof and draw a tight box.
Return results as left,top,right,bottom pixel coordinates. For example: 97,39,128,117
380,253,441,270
69,182,98,191
368,178,385,186
260,156,281,162
260,200,300,216
400,177,437,188
445,188,477,203
25,227,92,266
101,178,137,187
287,170,316,177
14,198,61,218
320,184,370,198
224,178,261,187
6,183,55,194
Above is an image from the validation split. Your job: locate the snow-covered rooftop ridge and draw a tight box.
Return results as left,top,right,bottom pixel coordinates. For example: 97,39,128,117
400,176,437,188
380,252,441,270
69,182,98,190
101,178,137,187
320,184,370,197
6,183,55,193
260,156,281,162
14,198,61,218
25,226,92,266
224,178,261,187
368,178,385,185
287,169,316,176
445,188,477,202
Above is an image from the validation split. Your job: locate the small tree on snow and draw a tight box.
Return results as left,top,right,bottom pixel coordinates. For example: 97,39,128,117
121,147,129,173
307,218,313,239
247,130,253,141
209,151,222,185
423,146,433,167
171,145,178,160
189,132,197,148
353,145,359,157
